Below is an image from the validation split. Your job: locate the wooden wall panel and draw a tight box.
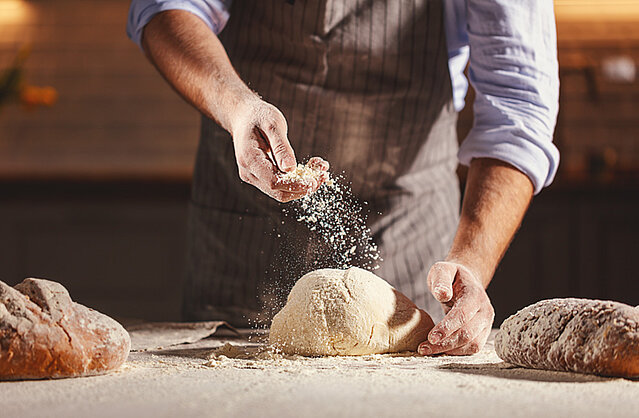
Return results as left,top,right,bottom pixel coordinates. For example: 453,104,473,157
0,0,200,181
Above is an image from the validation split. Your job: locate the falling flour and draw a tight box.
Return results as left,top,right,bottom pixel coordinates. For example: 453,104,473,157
282,162,381,271
250,160,382,329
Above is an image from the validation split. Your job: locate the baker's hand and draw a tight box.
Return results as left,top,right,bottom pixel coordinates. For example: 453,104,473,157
418,262,494,356
230,99,324,202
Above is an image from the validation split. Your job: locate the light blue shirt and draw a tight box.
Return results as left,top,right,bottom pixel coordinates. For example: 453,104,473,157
127,0,560,194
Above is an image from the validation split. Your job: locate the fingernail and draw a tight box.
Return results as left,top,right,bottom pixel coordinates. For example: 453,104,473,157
418,344,431,355
429,331,443,344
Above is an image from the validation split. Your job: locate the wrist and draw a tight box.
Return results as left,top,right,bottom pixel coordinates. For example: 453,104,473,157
227,88,261,135
206,80,260,135
443,254,492,288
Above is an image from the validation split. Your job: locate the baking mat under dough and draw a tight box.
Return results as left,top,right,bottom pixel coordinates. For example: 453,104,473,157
126,321,239,351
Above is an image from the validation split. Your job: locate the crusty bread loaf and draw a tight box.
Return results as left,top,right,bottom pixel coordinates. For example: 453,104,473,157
0,278,130,380
495,298,639,378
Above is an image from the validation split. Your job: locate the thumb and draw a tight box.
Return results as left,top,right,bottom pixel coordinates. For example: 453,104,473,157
261,121,296,172
427,262,457,303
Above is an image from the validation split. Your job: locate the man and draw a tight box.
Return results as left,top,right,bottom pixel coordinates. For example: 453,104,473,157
127,0,559,356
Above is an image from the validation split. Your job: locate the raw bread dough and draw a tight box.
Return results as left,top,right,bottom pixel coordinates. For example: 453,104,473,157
269,267,434,356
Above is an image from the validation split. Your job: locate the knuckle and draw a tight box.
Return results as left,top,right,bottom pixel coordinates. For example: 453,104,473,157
271,141,289,156
237,159,249,171
273,191,288,202
271,178,282,190
458,329,472,344
238,170,250,183
453,310,467,328
265,122,279,133
236,150,252,168
270,176,284,190
269,106,287,124
260,106,287,128
467,342,481,354
438,323,451,337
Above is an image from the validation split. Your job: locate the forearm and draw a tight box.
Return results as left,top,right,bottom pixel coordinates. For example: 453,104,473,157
446,158,533,287
141,10,257,133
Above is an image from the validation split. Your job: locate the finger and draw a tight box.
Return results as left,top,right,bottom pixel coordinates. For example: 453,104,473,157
240,154,307,201
314,171,330,188
273,176,317,193
308,156,329,171
428,292,480,344
259,120,296,172
245,172,302,197
418,309,485,355
274,190,307,203
249,171,307,202
426,262,457,303
241,133,298,191
442,325,491,356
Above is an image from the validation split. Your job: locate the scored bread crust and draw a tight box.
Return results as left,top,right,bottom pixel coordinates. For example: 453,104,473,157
0,278,130,380
495,298,639,378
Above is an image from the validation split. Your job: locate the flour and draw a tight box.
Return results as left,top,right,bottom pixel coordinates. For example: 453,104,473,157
204,340,425,373
255,160,384,336
5,332,638,418
204,342,304,370
284,165,380,271
279,162,333,188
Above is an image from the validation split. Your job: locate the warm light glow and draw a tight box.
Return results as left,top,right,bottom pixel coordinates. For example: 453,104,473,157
0,0,36,25
555,0,639,21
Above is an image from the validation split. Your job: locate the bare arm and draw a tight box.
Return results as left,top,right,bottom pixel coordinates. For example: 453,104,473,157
141,10,327,201
419,158,533,355
448,158,533,286
142,10,251,133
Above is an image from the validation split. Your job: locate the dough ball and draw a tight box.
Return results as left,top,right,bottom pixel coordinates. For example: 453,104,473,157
269,267,434,356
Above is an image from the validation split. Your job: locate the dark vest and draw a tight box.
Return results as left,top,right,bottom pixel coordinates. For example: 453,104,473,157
184,0,460,326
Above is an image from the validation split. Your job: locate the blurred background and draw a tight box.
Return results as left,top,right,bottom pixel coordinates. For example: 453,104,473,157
0,0,637,323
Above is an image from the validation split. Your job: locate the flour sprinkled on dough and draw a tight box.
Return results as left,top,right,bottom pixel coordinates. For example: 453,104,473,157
269,267,434,356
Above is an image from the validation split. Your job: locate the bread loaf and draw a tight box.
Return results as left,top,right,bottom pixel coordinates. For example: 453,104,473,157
0,278,130,380
495,298,639,378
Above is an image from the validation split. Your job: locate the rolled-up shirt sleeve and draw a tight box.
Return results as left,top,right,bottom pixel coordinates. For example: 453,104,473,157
126,0,232,48
458,0,560,194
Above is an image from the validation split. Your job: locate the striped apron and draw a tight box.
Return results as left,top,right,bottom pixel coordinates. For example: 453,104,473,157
183,0,460,326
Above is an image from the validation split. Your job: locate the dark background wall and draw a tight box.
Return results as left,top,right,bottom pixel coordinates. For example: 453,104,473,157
0,0,199,180
0,1,638,324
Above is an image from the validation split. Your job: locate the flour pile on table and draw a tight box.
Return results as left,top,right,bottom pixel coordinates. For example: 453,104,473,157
204,342,423,371
283,163,381,271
